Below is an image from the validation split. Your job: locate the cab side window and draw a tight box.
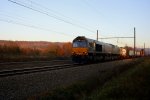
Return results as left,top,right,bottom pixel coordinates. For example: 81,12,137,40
96,44,102,52
89,42,95,51
89,42,93,48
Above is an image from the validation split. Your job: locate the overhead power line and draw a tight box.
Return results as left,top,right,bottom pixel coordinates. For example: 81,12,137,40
82,0,103,16
99,37,134,39
6,0,131,46
0,18,74,37
8,0,95,33
26,0,95,30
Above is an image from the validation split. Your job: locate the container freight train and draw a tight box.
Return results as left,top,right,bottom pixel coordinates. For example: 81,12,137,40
72,36,143,63
120,47,144,59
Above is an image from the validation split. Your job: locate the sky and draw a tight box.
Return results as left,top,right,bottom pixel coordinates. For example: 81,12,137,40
0,0,150,48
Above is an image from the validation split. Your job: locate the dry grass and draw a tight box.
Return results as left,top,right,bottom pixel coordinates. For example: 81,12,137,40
87,57,150,100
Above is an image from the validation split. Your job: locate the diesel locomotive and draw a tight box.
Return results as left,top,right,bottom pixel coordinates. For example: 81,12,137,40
72,36,120,63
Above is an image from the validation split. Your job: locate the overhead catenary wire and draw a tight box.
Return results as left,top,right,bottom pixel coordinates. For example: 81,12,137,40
82,0,133,46
7,0,111,39
6,0,133,47
8,0,96,33
0,10,77,38
0,13,33,24
26,0,96,31
0,12,75,37
0,18,75,37
82,0,104,17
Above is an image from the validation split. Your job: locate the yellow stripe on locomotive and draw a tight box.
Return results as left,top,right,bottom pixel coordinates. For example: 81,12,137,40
72,47,88,56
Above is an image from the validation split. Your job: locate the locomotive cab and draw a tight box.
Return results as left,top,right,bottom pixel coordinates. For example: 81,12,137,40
72,37,88,55
72,36,89,63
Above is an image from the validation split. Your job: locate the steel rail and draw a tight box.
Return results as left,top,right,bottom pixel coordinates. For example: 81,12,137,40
0,64,78,77
0,60,71,65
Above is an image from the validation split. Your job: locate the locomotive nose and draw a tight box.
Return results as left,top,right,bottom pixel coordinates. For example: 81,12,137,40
72,48,88,55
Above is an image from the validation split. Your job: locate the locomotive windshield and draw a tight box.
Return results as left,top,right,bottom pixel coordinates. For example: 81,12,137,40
73,40,87,47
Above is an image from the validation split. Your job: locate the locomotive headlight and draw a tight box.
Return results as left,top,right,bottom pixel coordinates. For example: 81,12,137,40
72,52,75,55
83,52,88,55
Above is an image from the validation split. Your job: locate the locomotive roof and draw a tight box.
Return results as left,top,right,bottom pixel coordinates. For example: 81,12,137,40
73,36,118,47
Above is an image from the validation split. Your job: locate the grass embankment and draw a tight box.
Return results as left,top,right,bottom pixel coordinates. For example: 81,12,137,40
29,57,150,100
87,57,150,100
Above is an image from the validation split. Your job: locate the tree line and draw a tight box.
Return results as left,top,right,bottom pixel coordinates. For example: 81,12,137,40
0,41,72,61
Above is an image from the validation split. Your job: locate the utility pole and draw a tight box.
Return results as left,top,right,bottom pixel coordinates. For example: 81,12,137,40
134,27,136,56
144,43,145,56
97,30,98,41
149,48,150,56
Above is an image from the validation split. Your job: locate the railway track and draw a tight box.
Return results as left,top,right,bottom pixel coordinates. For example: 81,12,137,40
0,63,78,77
0,59,72,65
0,60,73,71
0,59,134,77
